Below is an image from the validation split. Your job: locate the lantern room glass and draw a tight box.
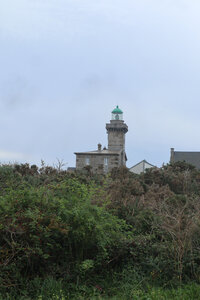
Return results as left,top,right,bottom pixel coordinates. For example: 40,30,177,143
112,112,123,120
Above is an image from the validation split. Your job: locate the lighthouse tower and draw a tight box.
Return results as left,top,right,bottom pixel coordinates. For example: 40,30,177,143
106,106,128,165
75,106,128,173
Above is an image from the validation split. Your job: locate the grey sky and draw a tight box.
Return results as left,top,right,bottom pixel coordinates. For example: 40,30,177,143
1,0,200,168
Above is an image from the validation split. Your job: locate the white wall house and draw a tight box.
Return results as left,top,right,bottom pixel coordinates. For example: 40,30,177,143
129,160,155,175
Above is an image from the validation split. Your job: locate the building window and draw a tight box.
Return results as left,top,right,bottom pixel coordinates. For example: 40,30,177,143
85,157,90,165
104,157,108,166
104,157,108,172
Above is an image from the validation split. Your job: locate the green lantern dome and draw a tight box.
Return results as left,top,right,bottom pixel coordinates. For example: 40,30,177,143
111,105,123,120
112,105,123,114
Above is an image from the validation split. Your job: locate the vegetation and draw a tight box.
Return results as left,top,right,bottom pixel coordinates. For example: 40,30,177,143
1,161,200,298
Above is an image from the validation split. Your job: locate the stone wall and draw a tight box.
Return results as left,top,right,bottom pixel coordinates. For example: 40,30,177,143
76,154,120,173
106,120,128,166
107,130,125,152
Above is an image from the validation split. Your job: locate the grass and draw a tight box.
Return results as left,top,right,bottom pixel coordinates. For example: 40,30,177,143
1,279,200,300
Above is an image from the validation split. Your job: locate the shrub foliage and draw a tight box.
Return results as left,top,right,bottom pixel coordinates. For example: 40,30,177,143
1,162,200,297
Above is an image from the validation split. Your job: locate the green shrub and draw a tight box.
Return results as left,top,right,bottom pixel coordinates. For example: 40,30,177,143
0,176,131,295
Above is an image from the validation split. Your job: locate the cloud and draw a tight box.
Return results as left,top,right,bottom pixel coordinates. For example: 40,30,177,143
1,0,200,169
2,0,199,42
0,150,31,161
0,77,34,109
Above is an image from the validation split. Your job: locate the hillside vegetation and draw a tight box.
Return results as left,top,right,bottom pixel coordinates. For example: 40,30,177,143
1,162,200,299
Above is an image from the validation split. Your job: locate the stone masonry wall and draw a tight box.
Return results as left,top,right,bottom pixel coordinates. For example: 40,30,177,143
107,131,125,152
76,154,120,173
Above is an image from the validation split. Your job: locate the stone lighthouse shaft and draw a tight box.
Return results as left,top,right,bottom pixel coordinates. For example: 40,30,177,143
106,106,128,165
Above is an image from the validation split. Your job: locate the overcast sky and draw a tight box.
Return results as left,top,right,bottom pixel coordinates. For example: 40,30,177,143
1,0,200,168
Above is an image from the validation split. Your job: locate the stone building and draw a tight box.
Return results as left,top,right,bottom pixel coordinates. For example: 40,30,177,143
75,106,128,173
170,148,200,169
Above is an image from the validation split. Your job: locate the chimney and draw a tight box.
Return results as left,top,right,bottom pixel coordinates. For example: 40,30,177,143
170,148,174,163
98,143,102,151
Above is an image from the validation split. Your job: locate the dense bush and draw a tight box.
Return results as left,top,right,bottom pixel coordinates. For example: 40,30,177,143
0,166,131,296
1,162,200,298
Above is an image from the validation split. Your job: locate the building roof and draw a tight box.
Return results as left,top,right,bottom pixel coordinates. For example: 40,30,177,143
129,160,155,174
74,149,120,156
112,105,123,114
173,151,200,169
67,167,76,172
130,159,155,169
